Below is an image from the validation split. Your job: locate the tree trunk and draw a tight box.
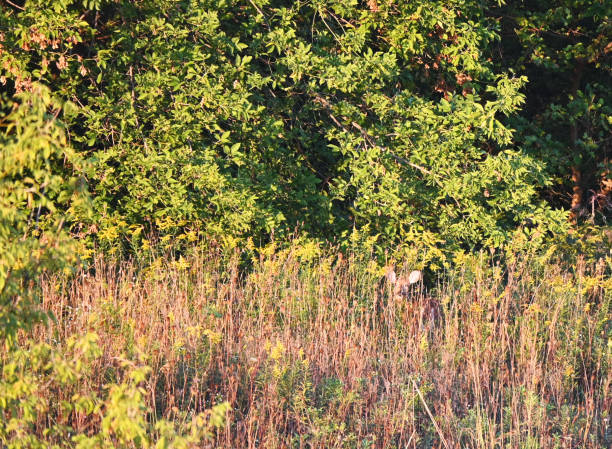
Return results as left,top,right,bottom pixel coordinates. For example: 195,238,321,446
569,59,586,223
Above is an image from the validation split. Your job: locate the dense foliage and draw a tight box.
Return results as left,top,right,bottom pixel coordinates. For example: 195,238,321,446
3,0,608,257
497,0,611,221
0,85,89,340
0,79,228,449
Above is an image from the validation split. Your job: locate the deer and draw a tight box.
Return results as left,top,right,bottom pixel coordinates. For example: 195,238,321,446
385,266,423,298
385,265,441,329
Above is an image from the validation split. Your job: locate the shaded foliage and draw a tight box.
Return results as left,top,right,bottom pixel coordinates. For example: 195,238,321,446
492,0,611,222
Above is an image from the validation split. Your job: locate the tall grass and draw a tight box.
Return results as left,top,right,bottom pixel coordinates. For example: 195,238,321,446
35,246,610,448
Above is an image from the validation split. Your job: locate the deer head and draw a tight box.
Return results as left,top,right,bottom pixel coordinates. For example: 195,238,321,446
385,266,422,298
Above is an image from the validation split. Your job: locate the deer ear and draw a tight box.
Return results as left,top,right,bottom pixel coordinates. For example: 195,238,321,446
408,270,422,284
386,268,397,284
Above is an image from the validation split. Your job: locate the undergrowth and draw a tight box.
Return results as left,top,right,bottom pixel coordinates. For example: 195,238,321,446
4,245,607,448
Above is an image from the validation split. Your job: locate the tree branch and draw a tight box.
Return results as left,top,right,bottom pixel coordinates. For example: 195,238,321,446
5,0,25,11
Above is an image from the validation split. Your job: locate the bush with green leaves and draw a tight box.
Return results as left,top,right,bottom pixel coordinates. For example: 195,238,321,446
1,0,582,257
0,83,228,449
0,332,230,448
0,85,89,340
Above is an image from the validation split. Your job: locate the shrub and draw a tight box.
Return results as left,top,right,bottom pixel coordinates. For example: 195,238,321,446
0,85,89,340
1,0,574,255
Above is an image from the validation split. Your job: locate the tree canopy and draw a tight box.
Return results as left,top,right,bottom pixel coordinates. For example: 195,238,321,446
1,0,609,259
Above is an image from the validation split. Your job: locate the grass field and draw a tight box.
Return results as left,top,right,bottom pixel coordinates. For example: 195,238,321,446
19,245,608,449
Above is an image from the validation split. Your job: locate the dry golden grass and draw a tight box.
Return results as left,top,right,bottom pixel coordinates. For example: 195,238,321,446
35,246,610,448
